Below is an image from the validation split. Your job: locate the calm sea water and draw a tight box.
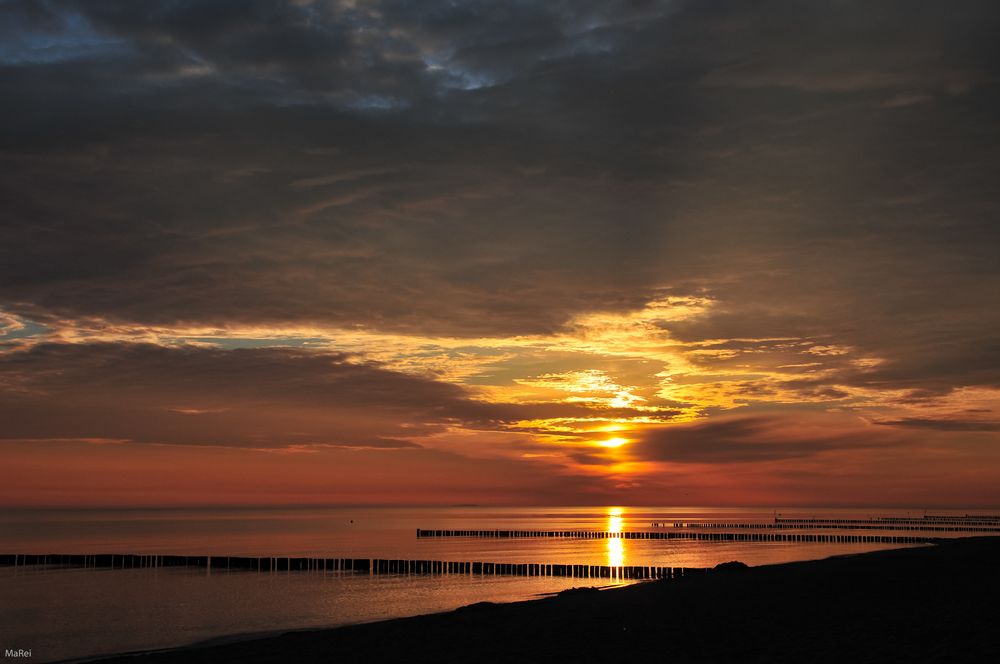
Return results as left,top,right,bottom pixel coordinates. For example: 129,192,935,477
0,506,973,662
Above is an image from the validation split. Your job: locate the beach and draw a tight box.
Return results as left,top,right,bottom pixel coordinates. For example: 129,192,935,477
88,536,998,664
5,506,947,661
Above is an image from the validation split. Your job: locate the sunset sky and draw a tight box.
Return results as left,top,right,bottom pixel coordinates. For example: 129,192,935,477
2,0,999,507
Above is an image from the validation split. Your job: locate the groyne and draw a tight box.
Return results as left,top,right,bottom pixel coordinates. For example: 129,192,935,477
0,553,697,580
414,529,937,544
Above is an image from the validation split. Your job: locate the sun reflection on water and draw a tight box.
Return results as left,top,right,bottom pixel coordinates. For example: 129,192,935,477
608,508,623,533
607,508,624,567
606,537,623,568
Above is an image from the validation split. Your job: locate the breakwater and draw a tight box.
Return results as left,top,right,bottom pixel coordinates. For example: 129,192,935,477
0,553,696,580
415,529,937,544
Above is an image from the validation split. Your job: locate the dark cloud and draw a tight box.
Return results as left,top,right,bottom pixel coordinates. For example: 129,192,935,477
631,415,899,464
0,0,997,394
0,342,462,447
0,342,667,447
877,418,1000,432
664,312,824,345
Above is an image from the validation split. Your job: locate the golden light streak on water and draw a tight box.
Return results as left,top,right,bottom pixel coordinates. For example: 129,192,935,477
607,507,625,567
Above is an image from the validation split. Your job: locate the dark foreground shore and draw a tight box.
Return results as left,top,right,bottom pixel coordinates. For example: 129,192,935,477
92,537,999,664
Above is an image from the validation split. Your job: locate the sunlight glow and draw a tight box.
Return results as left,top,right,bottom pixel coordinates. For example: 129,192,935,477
598,437,628,448
607,508,625,567
607,536,624,568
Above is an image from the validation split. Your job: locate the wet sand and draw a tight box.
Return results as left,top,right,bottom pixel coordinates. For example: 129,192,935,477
89,537,999,663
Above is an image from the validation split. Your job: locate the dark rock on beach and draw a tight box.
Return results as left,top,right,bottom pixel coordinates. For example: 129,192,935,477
712,560,749,573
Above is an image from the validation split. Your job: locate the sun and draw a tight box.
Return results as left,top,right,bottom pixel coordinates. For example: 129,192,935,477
598,437,628,448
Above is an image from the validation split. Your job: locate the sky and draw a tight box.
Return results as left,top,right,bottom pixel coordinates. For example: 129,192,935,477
1,0,999,507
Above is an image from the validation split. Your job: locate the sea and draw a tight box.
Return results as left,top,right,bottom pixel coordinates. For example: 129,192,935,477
0,505,983,662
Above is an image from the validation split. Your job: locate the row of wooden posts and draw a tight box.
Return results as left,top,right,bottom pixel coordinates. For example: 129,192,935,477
415,529,938,544
0,553,698,580
657,521,1000,533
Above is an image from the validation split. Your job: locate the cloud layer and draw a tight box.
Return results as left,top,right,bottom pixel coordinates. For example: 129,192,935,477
2,1,999,505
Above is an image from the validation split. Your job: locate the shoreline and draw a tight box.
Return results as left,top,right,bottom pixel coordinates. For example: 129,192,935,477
83,537,998,663
58,584,631,664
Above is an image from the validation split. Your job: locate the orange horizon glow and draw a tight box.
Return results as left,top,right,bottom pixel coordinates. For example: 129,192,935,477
2,296,1000,509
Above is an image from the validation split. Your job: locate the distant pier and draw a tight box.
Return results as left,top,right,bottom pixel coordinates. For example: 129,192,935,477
654,521,1000,533
772,516,1000,528
0,553,696,580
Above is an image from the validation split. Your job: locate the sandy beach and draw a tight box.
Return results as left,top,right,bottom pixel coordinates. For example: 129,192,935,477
87,537,999,664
